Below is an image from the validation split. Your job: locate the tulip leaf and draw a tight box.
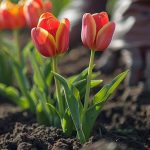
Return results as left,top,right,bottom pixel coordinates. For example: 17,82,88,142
72,79,102,100
69,67,99,100
35,86,53,125
71,86,80,101
67,66,98,85
82,102,104,139
46,102,60,118
71,86,83,116
13,62,35,111
0,55,13,85
43,60,53,88
46,102,61,127
91,80,103,88
0,83,29,109
82,70,128,139
36,102,54,126
62,108,74,136
29,48,49,95
52,72,86,143
93,70,128,104
72,66,96,83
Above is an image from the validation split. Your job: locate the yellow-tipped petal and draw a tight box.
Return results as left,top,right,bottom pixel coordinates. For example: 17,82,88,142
39,12,56,20
37,12,60,36
56,19,70,53
31,27,57,57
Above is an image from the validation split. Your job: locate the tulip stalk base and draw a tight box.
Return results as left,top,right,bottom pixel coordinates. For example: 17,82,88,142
82,50,95,121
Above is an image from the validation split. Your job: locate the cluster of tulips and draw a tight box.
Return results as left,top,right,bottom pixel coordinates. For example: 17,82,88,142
30,12,128,143
0,0,128,143
0,0,52,29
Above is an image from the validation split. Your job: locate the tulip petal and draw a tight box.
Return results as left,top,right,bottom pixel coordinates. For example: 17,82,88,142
31,27,56,57
38,12,60,36
62,18,70,30
92,12,109,33
18,6,26,28
24,0,42,28
96,22,115,51
81,13,96,49
39,12,56,20
56,18,70,53
43,1,52,12
35,0,43,8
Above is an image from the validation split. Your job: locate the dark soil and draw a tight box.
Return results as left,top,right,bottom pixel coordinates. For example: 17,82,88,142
0,48,150,150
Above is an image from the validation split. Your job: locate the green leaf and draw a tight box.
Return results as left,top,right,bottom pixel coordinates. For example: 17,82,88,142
13,62,35,111
82,70,128,139
82,103,103,139
91,80,103,88
72,79,102,100
68,67,100,100
29,48,49,94
34,85,53,125
43,60,53,87
0,83,6,90
36,102,52,126
0,55,13,85
53,72,86,143
93,70,128,104
72,66,97,84
108,70,128,95
46,102,61,127
62,108,74,136
0,83,29,109
71,86,83,117
19,97,30,109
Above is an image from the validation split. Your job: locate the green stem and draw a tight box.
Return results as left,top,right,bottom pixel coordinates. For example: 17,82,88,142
52,57,64,116
13,30,21,62
82,50,95,120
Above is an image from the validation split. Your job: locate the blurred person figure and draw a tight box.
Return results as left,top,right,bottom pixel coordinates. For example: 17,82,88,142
100,0,150,92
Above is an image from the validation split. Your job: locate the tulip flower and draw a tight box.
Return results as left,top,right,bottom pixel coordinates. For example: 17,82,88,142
0,0,26,29
0,10,5,30
31,12,70,119
81,12,115,51
31,12,70,57
81,12,115,124
24,0,52,28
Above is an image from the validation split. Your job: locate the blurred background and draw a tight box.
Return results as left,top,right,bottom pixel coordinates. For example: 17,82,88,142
0,1,150,149
0,0,116,85
0,0,150,93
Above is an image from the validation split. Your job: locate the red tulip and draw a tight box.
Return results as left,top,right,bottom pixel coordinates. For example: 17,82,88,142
31,12,70,57
0,10,5,30
0,0,26,29
24,0,52,28
81,12,115,51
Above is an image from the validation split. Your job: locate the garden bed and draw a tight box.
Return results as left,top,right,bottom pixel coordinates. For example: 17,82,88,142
0,49,150,150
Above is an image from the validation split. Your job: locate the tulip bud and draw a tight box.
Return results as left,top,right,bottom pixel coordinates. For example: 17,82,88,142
81,12,115,51
0,10,4,29
0,0,26,29
31,12,70,57
24,0,52,28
